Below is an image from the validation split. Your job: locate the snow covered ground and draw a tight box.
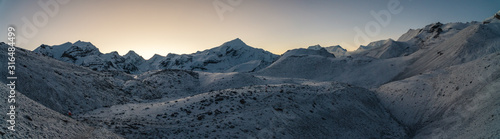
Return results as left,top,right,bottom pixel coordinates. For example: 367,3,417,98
78,83,406,138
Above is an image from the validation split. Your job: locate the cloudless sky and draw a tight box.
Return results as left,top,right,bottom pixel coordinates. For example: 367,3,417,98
0,0,498,59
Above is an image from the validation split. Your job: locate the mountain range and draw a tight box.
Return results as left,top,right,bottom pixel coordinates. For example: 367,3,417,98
1,10,500,139
33,38,279,74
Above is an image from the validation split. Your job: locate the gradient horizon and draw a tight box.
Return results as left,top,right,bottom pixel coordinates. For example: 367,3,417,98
0,0,498,59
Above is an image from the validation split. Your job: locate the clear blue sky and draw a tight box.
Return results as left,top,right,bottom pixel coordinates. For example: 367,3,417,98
0,0,498,59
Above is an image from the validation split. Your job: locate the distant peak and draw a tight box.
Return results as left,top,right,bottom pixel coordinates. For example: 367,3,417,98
326,45,346,51
73,40,96,49
282,48,335,58
109,51,119,55
307,45,322,50
147,54,165,61
74,40,88,44
151,54,164,58
222,38,247,47
124,50,144,58
126,50,138,55
233,38,242,42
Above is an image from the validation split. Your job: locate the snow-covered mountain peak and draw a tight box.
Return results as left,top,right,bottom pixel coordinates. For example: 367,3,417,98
150,54,163,59
282,48,335,58
189,38,253,57
221,38,247,47
307,44,347,57
34,41,101,62
125,50,138,56
149,38,279,73
124,50,144,60
73,40,97,49
307,44,322,50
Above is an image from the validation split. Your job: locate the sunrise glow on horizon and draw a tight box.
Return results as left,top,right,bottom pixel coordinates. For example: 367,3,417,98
0,0,498,59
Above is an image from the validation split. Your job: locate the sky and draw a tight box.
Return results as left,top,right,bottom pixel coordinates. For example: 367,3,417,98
0,0,499,59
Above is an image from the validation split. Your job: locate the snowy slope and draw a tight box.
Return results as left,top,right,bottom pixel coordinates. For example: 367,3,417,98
0,84,123,139
395,22,500,80
377,52,500,138
257,48,410,88
126,69,202,100
78,83,406,138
